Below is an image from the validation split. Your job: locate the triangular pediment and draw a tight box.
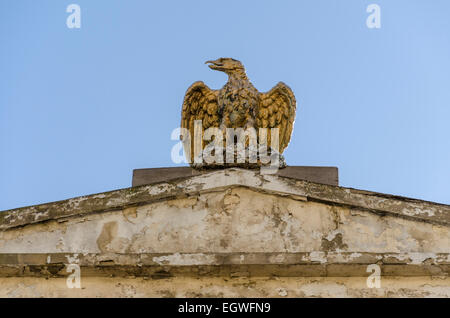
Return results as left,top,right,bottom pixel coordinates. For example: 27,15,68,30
0,168,449,279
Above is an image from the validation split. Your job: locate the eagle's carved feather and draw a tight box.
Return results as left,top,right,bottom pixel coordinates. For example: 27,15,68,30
257,82,296,153
181,81,219,162
181,58,297,165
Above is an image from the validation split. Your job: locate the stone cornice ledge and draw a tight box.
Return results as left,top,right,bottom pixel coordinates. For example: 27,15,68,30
0,252,448,278
1,168,449,231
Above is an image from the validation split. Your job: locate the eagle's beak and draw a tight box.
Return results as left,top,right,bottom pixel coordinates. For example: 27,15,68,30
205,59,223,70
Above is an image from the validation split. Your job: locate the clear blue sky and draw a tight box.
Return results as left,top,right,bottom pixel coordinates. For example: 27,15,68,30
1,0,449,210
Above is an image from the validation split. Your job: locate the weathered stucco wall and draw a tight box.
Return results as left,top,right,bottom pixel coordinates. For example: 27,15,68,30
1,276,449,298
0,169,449,297
1,187,449,255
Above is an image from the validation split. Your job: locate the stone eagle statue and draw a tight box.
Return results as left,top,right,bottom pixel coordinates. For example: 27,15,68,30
181,58,297,167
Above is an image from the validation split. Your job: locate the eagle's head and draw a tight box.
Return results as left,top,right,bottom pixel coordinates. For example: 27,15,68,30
205,58,245,76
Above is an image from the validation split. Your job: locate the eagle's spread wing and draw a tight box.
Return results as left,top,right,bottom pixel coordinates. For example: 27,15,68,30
181,81,219,162
256,82,296,153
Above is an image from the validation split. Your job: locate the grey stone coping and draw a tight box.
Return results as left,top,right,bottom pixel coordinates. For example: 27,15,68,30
132,166,339,187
